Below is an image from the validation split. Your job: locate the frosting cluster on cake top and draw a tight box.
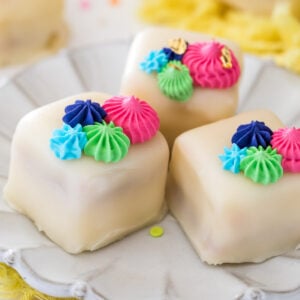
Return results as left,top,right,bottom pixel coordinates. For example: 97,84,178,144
50,96,160,163
219,120,300,185
140,37,241,102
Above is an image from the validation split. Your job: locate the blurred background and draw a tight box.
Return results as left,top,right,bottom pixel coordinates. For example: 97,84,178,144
0,0,141,80
0,0,299,79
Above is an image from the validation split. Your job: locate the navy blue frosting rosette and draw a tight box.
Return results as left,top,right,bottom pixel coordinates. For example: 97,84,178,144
63,99,107,127
231,121,273,148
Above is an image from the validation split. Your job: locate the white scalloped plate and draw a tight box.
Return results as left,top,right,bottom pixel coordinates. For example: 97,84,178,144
1,40,300,300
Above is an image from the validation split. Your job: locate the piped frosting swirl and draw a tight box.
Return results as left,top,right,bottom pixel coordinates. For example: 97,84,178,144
83,121,130,163
63,99,107,127
103,95,160,144
158,61,193,102
240,146,283,185
271,127,300,172
50,124,87,160
231,121,273,149
219,143,247,174
162,48,183,61
182,41,240,88
139,49,168,74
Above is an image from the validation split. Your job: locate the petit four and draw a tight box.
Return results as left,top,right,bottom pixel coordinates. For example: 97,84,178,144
121,27,242,147
167,110,300,264
4,92,169,254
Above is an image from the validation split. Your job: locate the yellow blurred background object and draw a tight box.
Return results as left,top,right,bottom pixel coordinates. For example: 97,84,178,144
139,0,300,74
220,0,300,18
0,263,75,300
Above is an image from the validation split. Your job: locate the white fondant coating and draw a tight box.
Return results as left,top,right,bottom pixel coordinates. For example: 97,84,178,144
167,110,300,264
3,92,169,254
120,27,243,147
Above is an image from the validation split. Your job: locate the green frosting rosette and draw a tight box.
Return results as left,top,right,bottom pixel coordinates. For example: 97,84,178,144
240,146,283,185
158,60,193,102
83,121,130,163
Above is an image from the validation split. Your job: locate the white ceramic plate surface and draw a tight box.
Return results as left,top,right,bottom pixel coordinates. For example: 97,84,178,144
0,40,300,300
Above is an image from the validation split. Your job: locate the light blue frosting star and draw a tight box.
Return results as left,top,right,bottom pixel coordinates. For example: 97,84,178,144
50,123,87,160
139,49,168,74
218,143,247,174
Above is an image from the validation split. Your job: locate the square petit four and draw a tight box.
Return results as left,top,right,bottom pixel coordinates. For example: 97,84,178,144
167,110,300,264
4,92,169,254
121,27,242,146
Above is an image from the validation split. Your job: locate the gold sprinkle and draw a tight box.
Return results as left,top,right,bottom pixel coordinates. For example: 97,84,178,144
168,37,188,55
168,62,181,71
220,46,232,69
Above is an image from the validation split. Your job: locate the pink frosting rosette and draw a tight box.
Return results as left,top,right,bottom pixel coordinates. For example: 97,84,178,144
103,95,160,144
271,127,300,172
182,41,240,89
